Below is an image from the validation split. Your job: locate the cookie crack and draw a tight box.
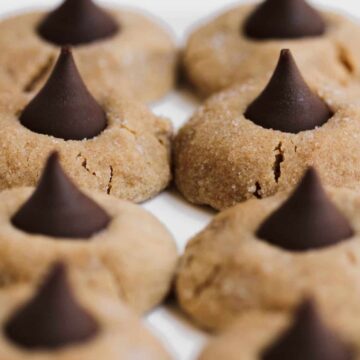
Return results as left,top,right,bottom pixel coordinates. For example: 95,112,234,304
23,55,55,93
193,265,222,297
336,44,354,74
107,166,114,195
155,125,171,149
273,142,284,183
77,153,97,177
346,251,358,266
101,259,129,303
254,182,262,199
121,124,137,137
5,67,16,82
249,182,263,199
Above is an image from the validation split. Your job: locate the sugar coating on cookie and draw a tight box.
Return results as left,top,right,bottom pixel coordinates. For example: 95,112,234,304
175,51,360,210
184,2,360,95
176,176,360,330
0,2,176,102
0,49,172,202
0,264,171,359
199,301,356,360
0,154,177,314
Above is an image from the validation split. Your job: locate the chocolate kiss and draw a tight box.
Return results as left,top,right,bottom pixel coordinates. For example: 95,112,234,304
256,167,354,251
262,299,353,360
244,49,332,133
38,0,118,46
244,0,326,39
20,47,107,140
5,262,99,349
11,152,111,239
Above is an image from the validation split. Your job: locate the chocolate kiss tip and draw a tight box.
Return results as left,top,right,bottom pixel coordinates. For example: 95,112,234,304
19,47,107,140
256,167,354,251
262,299,353,360
244,49,333,133
37,0,119,46
5,262,99,349
244,0,326,39
11,152,111,239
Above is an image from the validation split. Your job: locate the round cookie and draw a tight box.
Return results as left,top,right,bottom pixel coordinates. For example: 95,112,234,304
183,0,360,96
0,263,171,359
176,168,360,331
175,50,360,210
0,153,178,314
199,300,357,360
0,48,172,202
0,0,176,102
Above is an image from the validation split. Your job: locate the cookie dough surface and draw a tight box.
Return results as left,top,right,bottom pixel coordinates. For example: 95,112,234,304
175,79,360,210
184,5,360,96
0,93,172,203
0,9,177,102
0,286,170,360
0,188,178,314
176,187,360,330
199,310,360,360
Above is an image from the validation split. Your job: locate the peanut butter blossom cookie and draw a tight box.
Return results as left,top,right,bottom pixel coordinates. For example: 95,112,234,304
176,168,360,330
0,152,178,314
0,263,170,359
199,300,355,360
184,0,360,96
0,0,176,102
175,49,360,210
0,47,172,202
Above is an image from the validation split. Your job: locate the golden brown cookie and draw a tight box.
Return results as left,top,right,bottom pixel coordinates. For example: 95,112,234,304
0,152,178,314
184,3,360,96
0,187,178,313
199,301,359,360
176,170,360,331
175,50,360,210
0,5,177,102
0,264,171,360
0,48,172,202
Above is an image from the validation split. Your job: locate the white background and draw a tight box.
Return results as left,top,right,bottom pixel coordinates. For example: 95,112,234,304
2,1,360,359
